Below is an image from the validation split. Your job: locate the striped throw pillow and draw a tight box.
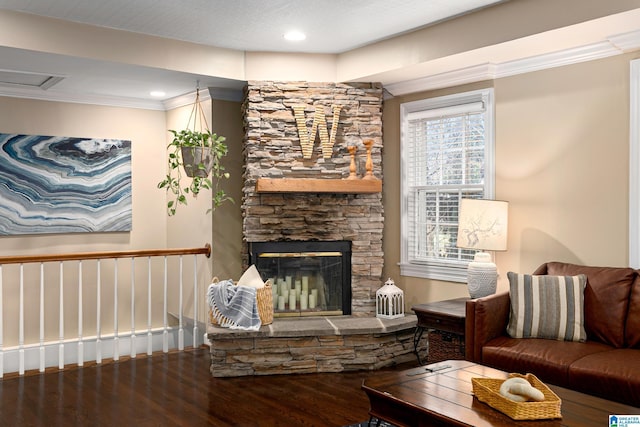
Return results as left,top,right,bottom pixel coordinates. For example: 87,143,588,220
506,272,587,342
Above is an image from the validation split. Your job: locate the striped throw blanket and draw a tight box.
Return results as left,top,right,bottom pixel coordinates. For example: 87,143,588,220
207,279,262,331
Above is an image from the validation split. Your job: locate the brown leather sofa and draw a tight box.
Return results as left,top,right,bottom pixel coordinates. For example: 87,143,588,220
465,261,640,407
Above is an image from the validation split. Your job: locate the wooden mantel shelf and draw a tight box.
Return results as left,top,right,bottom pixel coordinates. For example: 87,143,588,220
255,178,382,194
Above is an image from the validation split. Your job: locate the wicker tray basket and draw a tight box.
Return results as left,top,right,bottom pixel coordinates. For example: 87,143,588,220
209,277,273,326
471,373,562,420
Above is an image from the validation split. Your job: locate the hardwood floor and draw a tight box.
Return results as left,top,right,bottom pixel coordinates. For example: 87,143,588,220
0,346,417,426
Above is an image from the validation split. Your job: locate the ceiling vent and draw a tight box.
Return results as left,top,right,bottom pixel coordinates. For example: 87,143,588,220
0,69,64,90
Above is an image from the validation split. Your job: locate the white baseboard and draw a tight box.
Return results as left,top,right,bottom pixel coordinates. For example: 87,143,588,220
0,326,197,376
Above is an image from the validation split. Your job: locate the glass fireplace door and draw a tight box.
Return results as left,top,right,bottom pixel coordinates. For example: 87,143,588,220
249,241,351,317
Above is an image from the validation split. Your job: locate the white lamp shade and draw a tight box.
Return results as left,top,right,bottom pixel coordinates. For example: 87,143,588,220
456,199,508,251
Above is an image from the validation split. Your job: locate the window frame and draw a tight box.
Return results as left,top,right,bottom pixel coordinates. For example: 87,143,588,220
399,88,495,282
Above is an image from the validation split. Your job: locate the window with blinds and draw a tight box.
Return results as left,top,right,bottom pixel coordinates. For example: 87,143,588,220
400,89,494,282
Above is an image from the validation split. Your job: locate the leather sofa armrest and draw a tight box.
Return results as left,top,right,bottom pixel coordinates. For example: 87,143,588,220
465,292,510,363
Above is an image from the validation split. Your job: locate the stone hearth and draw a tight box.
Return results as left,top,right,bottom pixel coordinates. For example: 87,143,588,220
208,315,419,377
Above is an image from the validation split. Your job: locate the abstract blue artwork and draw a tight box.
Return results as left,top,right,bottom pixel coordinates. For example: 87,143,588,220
0,133,132,235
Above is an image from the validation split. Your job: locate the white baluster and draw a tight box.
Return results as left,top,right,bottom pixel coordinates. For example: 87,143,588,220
179,256,184,351
96,260,102,364
163,257,168,353
113,259,119,361
39,263,45,372
59,262,64,370
193,255,198,347
147,257,152,356
130,257,136,358
19,264,24,375
77,261,83,367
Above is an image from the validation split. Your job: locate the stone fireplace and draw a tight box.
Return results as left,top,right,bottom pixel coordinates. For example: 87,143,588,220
241,81,384,316
207,81,420,377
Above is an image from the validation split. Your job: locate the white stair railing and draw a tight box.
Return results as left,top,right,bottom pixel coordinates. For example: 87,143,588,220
0,244,211,377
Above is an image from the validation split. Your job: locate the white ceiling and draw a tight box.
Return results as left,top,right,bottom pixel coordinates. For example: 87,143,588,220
0,0,503,53
0,0,503,108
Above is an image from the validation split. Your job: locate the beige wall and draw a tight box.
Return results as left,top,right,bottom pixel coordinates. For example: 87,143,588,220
0,97,168,253
383,52,640,308
0,94,243,347
0,96,171,344
211,98,244,281
164,99,216,324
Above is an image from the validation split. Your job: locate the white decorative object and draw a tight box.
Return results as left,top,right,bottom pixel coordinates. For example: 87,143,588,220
237,265,265,288
376,278,404,319
457,198,509,299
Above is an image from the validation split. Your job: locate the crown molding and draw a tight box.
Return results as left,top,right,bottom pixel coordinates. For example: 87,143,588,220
494,41,620,79
385,30,640,96
385,63,497,97
0,82,244,111
162,90,206,110
162,87,244,110
609,29,640,52
0,86,166,110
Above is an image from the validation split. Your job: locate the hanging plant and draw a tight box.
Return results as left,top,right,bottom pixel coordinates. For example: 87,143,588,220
157,87,232,216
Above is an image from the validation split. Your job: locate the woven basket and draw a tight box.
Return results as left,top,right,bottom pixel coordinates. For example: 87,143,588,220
208,277,273,326
256,280,273,325
471,373,562,420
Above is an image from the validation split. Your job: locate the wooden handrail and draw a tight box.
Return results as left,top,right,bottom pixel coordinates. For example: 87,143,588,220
0,243,211,265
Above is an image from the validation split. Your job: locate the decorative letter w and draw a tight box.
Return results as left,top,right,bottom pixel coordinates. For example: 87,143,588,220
292,105,342,159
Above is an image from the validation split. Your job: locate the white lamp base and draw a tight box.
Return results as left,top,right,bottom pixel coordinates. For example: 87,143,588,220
467,252,498,299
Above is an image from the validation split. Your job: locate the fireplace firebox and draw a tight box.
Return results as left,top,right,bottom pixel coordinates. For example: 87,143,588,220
249,241,351,317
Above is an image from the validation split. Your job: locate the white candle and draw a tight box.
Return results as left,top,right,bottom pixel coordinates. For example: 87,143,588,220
278,296,285,311
282,289,289,301
302,276,309,291
286,276,292,288
273,285,278,308
311,289,318,299
289,294,296,310
300,292,308,310
309,294,316,309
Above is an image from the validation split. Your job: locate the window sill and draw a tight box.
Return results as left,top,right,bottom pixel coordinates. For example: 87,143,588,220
399,262,468,283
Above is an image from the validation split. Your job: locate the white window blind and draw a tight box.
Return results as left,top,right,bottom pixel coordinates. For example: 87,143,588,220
400,89,494,282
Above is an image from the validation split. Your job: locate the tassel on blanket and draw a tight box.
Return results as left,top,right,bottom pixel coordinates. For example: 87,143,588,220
207,279,262,331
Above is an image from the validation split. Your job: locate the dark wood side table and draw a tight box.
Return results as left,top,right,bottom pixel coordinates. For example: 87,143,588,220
411,297,468,365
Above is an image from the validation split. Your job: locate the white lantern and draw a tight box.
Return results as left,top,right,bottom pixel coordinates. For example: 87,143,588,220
376,278,404,319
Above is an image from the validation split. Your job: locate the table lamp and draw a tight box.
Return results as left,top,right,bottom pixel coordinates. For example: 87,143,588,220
456,198,508,299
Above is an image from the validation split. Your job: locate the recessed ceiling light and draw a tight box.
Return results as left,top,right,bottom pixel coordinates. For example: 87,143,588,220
284,30,306,42
150,90,166,97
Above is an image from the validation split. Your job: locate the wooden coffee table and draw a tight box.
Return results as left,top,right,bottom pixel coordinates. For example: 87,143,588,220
362,360,640,426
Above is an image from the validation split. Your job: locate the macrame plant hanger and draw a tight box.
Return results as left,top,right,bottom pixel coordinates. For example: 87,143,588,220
188,81,211,146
